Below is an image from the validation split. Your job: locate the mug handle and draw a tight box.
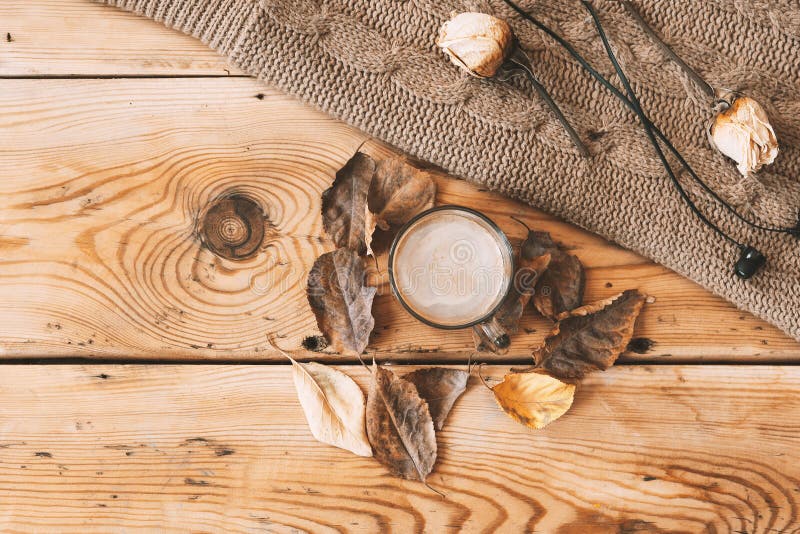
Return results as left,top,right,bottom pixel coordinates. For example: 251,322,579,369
472,317,510,351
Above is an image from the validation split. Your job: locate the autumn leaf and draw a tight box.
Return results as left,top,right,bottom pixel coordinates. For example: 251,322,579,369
368,156,436,231
366,364,437,481
535,290,647,381
535,252,584,320
322,152,375,255
307,248,376,355
473,238,552,353
490,370,575,429
520,230,584,321
288,358,372,457
494,252,552,334
403,367,469,430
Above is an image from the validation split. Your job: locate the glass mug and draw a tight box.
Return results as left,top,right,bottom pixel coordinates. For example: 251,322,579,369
388,205,514,348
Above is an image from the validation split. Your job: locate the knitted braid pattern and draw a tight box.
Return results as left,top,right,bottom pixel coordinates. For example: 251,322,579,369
101,0,800,340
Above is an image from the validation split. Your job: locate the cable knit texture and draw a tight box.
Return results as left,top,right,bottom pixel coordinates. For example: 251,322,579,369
101,0,800,340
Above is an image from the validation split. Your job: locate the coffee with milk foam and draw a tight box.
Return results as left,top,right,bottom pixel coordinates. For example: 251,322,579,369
391,208,512,327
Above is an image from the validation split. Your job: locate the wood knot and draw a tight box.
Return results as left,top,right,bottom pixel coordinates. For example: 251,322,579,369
200,195,265,260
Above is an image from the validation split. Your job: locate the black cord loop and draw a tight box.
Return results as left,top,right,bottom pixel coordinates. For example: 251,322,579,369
501,0,798,238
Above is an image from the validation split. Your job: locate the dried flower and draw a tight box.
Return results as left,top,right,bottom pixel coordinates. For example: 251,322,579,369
437,12,513,78
709,96,779,177
622,1,779,178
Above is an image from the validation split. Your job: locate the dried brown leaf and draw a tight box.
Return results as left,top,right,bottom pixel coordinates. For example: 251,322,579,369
473,241,553,354
535,289,647,381
495,253,552,334
307,248,376,355
366,365,437,481
490,369,575,429
289,358,372,457
322,152,375,255
368,157,436,231
527,231,585,320
403,367,469,430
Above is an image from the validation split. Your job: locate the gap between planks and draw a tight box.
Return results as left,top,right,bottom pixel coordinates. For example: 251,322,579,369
3,358,800,366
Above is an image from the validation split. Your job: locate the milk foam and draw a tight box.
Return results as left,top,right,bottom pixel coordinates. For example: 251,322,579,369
391,210,511,326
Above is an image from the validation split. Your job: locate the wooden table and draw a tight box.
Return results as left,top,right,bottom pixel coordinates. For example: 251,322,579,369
2,2,799,531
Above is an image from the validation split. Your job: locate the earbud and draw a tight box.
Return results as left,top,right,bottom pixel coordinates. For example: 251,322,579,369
734,246,766,280
506,0,799,282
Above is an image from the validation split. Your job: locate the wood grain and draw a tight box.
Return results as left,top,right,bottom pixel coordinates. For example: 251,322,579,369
0,0,239,76
3,3,798,532
1,78,797,361
0,364,797,532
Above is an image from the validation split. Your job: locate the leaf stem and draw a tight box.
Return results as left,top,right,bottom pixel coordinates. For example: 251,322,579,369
477,363,494,390
509,46,590,157
509,215,532,234
424,482,446,498
621,1,715,99
466,352,475,374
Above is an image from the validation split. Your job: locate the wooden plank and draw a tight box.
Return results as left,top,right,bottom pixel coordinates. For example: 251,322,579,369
0,0,239,76
0,364,797,532
1,78,797,361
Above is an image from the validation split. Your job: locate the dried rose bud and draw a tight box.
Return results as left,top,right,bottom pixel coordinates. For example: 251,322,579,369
437,12,513,78
709,96,778,176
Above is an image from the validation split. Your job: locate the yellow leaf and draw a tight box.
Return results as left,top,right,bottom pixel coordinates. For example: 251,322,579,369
290,359,372,457
491,371,575,429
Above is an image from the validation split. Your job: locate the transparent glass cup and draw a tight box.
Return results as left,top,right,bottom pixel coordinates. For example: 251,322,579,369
388,206,514,349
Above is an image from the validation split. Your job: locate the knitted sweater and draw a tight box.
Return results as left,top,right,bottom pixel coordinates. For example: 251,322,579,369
102,0,800,341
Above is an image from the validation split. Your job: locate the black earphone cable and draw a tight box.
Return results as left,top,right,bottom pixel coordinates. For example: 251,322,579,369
500,0,798,237
580,0,738,247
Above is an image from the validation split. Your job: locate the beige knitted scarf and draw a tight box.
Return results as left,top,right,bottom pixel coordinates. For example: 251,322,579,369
103,0,800,341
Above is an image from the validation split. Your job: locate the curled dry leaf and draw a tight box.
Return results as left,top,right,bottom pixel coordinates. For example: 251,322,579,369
495,252,552,334
307,248,376,355
403,367,469,430
368,156,436,231
366,365,437,481
490,370,575,429
473,251,552,354
289,358,372,457
535,289,647,381
526,231,585,320
322,151,375,255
